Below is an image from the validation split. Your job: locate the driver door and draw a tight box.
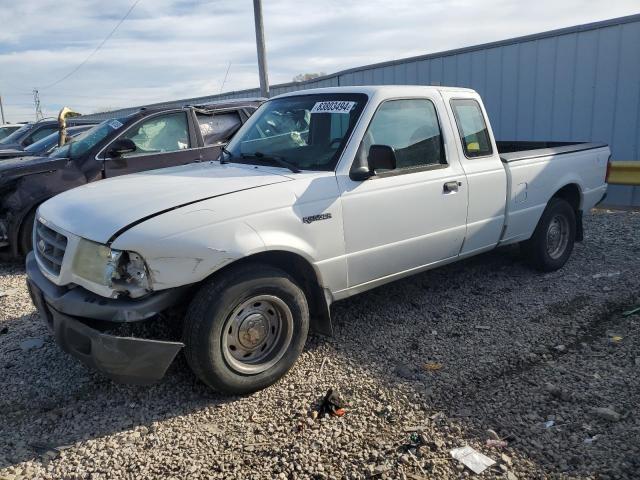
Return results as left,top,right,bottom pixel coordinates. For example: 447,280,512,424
338,97,468,288
104,111,195,177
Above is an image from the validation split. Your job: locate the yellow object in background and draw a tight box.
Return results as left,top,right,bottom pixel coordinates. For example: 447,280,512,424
608,161,640,186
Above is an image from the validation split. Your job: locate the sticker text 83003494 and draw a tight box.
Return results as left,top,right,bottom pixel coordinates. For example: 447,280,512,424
310,101,355,114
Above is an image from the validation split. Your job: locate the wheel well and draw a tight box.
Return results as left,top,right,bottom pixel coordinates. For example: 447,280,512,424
208,250,333,336
551,183,583,241
16,205,39,257
552,184,581,212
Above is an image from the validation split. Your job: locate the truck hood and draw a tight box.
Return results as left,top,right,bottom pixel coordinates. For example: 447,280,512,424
38,162,292,244
0,155,69,181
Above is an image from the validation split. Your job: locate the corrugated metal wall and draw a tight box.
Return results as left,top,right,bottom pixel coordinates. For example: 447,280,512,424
83,14,640,206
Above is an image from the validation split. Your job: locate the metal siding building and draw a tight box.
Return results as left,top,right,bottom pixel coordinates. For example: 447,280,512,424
84,14,640,206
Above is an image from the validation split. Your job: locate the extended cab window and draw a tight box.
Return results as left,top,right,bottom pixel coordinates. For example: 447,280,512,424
450,99,492,158
119,112,190,157
366,99,445,170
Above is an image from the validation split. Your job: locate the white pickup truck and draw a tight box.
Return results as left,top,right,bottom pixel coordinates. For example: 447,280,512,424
26,86,609,393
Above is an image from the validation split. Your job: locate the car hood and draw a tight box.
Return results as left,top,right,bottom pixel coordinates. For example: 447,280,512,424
0,155,69,181
0,148,26,159
38,162,293,243
0,142,23,151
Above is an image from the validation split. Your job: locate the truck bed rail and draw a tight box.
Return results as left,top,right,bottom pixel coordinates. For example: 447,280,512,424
498,141,608,163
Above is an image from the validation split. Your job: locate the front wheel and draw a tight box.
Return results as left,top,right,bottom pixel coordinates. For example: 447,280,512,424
183,264,309,394
521,198,576,272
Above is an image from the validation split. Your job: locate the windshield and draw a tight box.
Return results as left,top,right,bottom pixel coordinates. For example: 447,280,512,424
24,131,60,153
50,118,126,159
0,125,20,141
224,93,368,171
24,127,87,154
0,124,31,145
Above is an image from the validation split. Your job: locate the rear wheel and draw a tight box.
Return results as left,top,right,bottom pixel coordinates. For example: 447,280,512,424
183,264,309,394
521,198,576,272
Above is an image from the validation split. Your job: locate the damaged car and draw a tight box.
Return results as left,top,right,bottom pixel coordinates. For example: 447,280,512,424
0,100,262,257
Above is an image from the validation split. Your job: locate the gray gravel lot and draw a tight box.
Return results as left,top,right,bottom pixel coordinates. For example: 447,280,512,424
1,209,639,480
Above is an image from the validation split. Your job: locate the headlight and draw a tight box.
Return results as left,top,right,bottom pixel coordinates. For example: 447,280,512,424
72,238,151,298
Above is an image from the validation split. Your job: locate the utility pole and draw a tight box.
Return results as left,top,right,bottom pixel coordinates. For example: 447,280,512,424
33,88,44,121
0,94,5,124
252,0,269,98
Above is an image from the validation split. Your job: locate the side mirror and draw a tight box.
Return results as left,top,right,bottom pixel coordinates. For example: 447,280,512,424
368,145,397,172
349,143,397,181
107,138,136,158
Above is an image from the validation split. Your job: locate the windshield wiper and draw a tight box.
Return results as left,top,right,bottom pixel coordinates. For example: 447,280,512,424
241,151,300,173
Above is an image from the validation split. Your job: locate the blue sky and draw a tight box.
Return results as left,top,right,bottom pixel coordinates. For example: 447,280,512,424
0,0,638,121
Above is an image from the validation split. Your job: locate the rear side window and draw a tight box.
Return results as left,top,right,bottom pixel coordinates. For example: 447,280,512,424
197,111,242,145
450,99,493,158
366,99,445,170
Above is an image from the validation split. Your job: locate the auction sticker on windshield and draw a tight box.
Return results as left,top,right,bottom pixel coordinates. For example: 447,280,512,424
108,120,123,130
310,101,356,114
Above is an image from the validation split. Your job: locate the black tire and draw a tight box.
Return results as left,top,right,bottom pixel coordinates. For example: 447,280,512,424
18,209,37,256
521,198,576,272
183,263,309,394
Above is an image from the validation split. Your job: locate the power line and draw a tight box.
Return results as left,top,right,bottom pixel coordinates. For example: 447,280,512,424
220,62,232,93
39,0,142,90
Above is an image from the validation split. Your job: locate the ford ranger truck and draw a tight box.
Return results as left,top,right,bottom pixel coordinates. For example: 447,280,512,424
26,86,609,394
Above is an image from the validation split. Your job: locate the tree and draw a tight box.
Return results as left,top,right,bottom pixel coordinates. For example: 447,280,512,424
292,72,326,83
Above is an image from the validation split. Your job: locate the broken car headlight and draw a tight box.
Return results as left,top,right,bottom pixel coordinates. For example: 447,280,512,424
72,238,151,298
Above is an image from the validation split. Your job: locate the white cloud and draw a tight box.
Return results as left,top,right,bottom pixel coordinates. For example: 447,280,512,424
0,0,638,121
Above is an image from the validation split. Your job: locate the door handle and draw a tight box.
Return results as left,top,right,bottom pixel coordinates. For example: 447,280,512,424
443,181,461,193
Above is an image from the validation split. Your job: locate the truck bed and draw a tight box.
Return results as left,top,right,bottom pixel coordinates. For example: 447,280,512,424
497,141,608,163
496,140,610,246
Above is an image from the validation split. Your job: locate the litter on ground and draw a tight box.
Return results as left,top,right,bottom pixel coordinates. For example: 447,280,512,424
450,446,496,474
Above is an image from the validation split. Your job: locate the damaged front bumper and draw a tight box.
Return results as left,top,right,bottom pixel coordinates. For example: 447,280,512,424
26,252,186,384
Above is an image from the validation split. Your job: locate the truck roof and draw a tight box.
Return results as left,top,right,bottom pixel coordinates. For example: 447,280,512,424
272,85,477,99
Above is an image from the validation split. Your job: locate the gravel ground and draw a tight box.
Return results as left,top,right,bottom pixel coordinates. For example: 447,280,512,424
1,209,639,480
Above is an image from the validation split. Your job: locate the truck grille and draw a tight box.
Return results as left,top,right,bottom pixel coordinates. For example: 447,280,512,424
35,220,67,275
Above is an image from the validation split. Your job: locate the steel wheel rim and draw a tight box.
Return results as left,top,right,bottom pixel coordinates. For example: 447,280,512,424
221,295,293,375
546,214,570,260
